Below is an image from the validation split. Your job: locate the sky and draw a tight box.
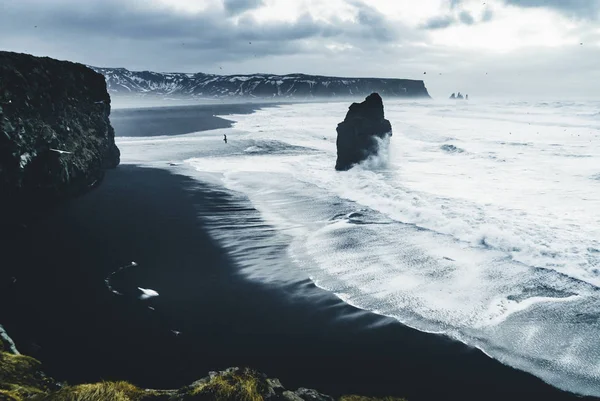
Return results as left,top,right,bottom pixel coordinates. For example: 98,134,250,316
1,0,599,99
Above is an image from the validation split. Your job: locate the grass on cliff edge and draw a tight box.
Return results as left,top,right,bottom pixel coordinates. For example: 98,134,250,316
0,337,53,400
190,368,265,401
1,338,408,401
39,381,150,401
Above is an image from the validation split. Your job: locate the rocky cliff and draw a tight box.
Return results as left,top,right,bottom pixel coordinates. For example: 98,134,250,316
0,335,406,401
0,51,120,223
335,93,392,171
91,67,430,99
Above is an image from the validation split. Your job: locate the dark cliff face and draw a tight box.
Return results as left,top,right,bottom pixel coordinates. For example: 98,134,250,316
0,51,120,222
91,67,431,99
335,93,392,171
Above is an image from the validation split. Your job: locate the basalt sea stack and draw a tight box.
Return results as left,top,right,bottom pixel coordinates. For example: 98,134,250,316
0,51,120,223
335,93,392,171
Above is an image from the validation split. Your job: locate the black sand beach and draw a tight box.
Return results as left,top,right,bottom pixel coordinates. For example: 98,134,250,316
110,103,276,137
1,102,597,401
0,162,595,401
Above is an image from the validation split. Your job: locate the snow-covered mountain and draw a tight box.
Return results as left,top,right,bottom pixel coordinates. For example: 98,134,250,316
90,67,430,99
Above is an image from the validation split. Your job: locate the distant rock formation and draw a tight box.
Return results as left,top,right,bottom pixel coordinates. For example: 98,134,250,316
91,67,431,99
450,92,469,100
335,93,392,171
0,51,120,223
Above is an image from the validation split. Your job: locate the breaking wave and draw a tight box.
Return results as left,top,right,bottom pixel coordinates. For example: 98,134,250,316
118,99,600,397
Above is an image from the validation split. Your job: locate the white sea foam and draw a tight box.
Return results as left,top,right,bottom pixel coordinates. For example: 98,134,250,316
117,99,600,396
137,287,159,300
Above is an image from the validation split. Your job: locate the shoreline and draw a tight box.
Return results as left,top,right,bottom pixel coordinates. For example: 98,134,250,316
0,165,594,401
110,102,279,137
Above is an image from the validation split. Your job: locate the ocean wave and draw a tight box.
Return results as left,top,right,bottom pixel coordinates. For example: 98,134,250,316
440,144,465,153
553,153,594,158
163,99,600,396
243,140,311,155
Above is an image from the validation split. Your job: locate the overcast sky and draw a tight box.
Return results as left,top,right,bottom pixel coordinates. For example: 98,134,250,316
1,0,599,99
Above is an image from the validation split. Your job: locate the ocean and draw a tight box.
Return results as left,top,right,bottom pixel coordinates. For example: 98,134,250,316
117,99,600,397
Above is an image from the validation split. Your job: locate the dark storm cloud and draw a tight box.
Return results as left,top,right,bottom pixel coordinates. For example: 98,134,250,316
503,0,600,19
223,0,264,15
0,0,415,71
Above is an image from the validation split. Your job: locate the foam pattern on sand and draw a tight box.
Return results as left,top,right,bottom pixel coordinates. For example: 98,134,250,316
118,99,600,396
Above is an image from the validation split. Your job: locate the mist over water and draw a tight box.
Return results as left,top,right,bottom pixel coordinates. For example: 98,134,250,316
118,99,600,397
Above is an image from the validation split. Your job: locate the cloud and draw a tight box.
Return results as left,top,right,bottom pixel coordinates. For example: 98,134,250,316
421,2,488,30
0,0,599,99
503,0,600,19
421,15,456,30
449,0,600,20
449,0,463,9
481,7,494,22
223,0,264,15
347,0,398,41
0,0,415,72
421,11,477,30
458,11,475,25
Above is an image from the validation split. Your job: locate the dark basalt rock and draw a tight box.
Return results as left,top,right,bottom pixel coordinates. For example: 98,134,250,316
335,93,392,171
451,92,467,100
0,51,120,224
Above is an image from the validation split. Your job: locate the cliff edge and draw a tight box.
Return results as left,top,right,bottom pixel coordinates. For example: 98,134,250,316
0,51,120,222
92,67,431,99
0,335,407,401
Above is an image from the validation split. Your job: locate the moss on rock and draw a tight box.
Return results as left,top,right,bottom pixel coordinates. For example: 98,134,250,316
0,334,408,401
40,381,145,401
0,388,23,401
0,349,55,398
190,368,267,401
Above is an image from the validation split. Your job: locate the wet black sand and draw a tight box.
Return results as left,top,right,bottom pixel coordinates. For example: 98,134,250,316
110,103,276,137
0,164,595,401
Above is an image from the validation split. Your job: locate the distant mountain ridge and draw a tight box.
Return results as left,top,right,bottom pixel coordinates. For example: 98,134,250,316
90,67,430,99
